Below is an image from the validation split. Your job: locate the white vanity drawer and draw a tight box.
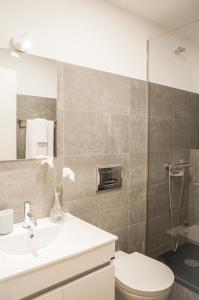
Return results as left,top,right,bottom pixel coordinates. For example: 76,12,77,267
33,264,114,300
34,264,115,300
33,287,62,300
63,264,115,300
1,242,115,300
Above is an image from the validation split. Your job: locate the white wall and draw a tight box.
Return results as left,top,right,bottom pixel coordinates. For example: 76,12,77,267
0,0,162,80
149,21,199,93
0,49,57,98
0,68,16,160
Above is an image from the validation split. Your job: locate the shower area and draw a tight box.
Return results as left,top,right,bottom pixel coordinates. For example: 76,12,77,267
147,20,199,296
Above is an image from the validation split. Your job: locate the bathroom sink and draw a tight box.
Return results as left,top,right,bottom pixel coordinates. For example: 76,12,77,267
0,220,63,255
0,213,117,300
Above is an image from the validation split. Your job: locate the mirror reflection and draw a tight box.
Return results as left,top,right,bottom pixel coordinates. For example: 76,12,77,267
0,49,57,161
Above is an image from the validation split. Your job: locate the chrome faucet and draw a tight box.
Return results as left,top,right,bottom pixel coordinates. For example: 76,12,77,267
23,201,37,228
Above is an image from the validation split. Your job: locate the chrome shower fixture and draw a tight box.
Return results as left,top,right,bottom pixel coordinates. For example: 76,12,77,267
174,46,186,54
166,159,191,252
166,160,191,177
166,160,191,170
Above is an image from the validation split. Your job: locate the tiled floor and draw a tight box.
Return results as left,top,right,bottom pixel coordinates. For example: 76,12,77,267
170,282,199,300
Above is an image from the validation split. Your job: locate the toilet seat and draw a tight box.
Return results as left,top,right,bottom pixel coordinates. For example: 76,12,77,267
115,252,174,298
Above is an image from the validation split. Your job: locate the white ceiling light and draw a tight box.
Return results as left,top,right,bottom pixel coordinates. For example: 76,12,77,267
9,33,31,57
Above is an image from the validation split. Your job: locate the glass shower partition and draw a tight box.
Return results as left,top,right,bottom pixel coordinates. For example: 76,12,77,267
147,20,199,294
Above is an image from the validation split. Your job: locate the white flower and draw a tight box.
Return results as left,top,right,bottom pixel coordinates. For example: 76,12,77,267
63,167,75,182
41,157,54,168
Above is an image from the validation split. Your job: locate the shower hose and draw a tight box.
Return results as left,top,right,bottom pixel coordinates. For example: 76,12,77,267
168,166,185,252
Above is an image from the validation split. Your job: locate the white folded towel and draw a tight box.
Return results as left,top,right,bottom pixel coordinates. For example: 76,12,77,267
37,119,48,143
26,118,54,159
47,120,54,157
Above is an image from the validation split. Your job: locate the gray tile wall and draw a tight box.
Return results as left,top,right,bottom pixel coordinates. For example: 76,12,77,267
0,159,54,223
17,95,56,159
0,62,148,254
189,150,199,225
147,83,199,257
129,80,148,253
57,62,148,253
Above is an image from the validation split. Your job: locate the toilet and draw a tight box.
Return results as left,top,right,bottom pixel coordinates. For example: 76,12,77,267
115,251,174,300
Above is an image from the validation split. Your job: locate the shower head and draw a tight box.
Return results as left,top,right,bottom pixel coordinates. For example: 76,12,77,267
174,46,186,54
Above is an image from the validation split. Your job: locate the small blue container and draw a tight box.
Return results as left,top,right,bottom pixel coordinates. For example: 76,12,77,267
0,209,14,235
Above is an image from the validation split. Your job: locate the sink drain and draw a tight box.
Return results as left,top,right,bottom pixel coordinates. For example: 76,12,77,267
184,259,199,268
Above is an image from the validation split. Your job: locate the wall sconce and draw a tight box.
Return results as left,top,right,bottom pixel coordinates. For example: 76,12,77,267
9,33,32,57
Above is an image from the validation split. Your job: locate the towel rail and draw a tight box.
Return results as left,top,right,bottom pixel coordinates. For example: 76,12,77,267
17,119,57,129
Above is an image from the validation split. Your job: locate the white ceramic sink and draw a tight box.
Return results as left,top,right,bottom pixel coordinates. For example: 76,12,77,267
0,213,117,283
0,213,117,300
0,222,63,255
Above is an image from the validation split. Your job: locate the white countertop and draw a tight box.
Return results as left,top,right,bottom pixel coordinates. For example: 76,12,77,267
0,213,117,283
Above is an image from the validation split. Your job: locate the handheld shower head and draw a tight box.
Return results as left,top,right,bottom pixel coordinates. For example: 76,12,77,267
169,169,184,177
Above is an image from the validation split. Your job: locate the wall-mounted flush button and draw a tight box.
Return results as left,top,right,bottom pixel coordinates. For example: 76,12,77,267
97,166,122,191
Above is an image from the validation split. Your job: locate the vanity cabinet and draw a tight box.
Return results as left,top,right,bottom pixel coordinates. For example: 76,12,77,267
63,264,114,300
33,264,114,300
34,288,62,300
0,214,117,300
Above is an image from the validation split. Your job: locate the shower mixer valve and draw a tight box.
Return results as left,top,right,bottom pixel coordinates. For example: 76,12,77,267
165,160,191,174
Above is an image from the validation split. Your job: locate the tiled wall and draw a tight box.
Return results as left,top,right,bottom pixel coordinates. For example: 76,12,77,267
0,62,148,253
57,62,148,252
189,150,199,225
147,83,199,257
128,80,148,253
17,95,56,159
0,159,54,223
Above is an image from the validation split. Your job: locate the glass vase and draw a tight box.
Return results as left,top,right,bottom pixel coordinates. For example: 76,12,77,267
49,192,65,222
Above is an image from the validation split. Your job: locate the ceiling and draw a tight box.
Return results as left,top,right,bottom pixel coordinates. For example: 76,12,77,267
107,0,199,30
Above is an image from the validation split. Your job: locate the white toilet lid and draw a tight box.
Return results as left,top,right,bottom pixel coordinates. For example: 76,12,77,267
115,252,174,297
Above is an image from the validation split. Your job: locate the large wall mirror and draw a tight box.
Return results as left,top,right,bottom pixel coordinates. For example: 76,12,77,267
0,48,57,161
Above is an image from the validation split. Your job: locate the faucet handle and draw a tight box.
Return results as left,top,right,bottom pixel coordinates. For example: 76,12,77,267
24,201,31,215
23,201,37,228
27,213,37,227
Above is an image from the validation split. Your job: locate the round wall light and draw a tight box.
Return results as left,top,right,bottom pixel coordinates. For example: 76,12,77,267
9,32,32,57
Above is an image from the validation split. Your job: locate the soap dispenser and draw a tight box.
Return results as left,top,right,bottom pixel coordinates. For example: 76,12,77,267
0,209,14,235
